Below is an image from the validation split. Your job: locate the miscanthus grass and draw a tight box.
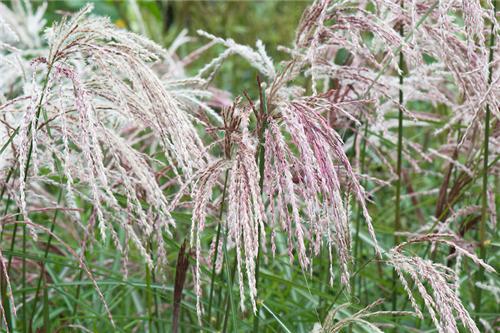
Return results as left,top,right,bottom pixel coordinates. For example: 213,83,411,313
0,0,498,332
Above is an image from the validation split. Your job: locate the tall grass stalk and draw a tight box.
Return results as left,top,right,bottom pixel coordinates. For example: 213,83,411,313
352,122,368,298
72,208,94,324
5,57,54,332
29,94,65,332
349,122,368,333
392,0,405,314
5,60,54,275
146,240,161,333
474,0,497,319
42,275,49,332
22,221,26,332
207,169,229,323
222,240,237,333
28,200,58,329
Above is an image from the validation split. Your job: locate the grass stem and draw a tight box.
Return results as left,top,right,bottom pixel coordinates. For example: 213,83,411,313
352,122,368,298
222,240,237,333
474,0,496,320
9,60,54,333
392,0,405,315
207,169,230,325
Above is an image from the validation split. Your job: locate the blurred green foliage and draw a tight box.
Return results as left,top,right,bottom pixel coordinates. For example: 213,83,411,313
163,1,310,92
31,0,310,94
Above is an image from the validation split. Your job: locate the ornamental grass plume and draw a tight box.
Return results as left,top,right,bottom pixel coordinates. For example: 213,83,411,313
265,96,379,286
182,91,377,317
317,298,415,332
288,0,499,182
171,102,266,317
388,233,496,333
185,27,380,318
0,3,210,325
0,3,207,259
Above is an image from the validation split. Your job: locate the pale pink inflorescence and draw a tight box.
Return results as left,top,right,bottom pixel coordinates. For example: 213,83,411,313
265,98,379,287
389,234,496,333
187,12,381,317
183,105,267,317
287,0,499,187
1,3,211,324
1,3,209,258
226,114,266,313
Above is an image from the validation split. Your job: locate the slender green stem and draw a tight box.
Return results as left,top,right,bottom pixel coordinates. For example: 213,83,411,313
0,169,14,206
29,198,58,332
149,240,161,333
42,275,49,332
207,169,230,325
215,266,225,327
323,256,377,321
349,122,369,333
206,223,222,324
72,269,84,318
0,189,13,330
153,266,161,332
474,0,496,319
1,171,15,330
143,237,162,332
352,122,368,298
29,131,64,331
145,261,153,331
222,237,237,333
0,127,19,156
72,209,94,323
0,264,11,330
16,62,53,333
392,1,405,315
22,224,26,332
5,62,53,276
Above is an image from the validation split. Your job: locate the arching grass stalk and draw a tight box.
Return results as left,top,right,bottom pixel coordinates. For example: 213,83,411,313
474,0,497,319
253,79,268,333
402,157,500,326
3,62,53,255
392,0,405,315
2,56,52,330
